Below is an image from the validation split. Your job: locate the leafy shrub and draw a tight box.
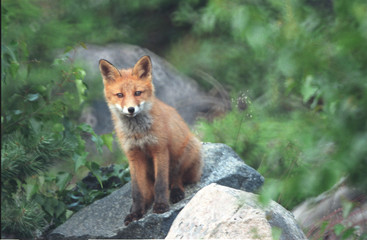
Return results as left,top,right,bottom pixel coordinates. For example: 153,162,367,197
62,164,130,212
0,26,112,238
176,0,367,210
197,94,339,208
1,2,132,237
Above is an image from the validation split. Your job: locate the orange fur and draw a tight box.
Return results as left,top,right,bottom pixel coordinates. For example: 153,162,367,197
99,56,202,225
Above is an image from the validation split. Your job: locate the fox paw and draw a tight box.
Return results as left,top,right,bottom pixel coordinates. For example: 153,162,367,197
153,202,169,214
170,188,185,203
124,212,143,226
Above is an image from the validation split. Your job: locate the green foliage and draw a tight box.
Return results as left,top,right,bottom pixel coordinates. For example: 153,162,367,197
1,12,114,236
2,0,112,60
1,196,46,238
198,96,339,208
62,164,130,212
179,0,367,209
1,0,187,60
1,1,133,237
1,131,74,196
307,203,364,240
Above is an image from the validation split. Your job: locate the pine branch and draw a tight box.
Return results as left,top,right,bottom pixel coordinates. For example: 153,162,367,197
1,128,77,237
1,196,46,238
1,130,75,195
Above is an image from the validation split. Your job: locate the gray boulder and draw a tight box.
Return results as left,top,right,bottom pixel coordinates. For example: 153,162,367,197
48,143,264,239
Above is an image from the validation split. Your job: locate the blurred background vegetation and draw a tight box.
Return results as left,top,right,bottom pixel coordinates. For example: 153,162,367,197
2,0,367,238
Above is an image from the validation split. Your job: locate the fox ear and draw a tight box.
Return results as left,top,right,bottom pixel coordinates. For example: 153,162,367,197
99,59,121,82
133,56,152,80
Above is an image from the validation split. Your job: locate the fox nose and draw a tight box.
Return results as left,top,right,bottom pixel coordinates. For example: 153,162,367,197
128,107,135,114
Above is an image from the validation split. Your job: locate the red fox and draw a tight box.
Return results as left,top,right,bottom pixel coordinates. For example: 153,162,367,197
99,56,203,225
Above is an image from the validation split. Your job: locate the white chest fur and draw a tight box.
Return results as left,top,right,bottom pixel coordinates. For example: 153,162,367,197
112,108,158,151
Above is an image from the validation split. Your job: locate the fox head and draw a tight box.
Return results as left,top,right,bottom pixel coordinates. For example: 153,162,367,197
99,56,154,118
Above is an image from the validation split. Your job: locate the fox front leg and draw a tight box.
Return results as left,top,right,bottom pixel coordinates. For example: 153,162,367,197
152,148,170,214
124,150,154,225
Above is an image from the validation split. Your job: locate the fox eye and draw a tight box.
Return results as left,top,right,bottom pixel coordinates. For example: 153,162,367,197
135,91,142,96
116,93,124,98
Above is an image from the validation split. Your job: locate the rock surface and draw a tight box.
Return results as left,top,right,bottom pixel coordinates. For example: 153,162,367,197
166,183,307,240
292,178,367,239
48,143,264,239
75,43,229,134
